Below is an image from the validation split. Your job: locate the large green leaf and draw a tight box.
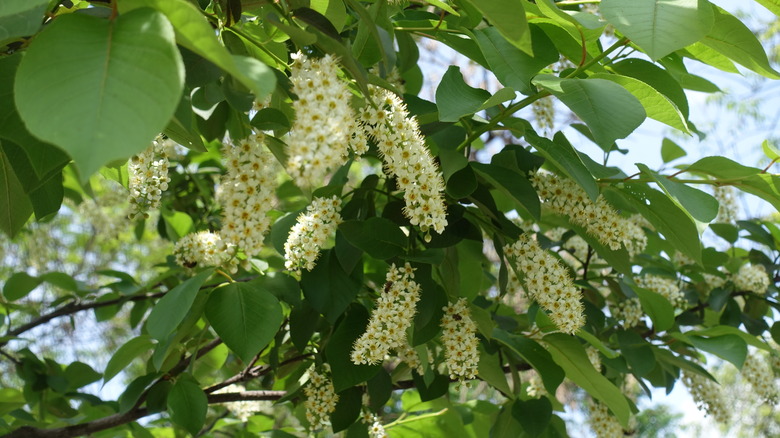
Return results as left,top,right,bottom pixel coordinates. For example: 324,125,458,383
104,335,156,384
120,0,276,98
609,185,701,264
0,143,32,237
601,0,714,60
492,329,564,394
543,334,632,427
685,157,780,211
205,281,283,363
300,250,363,323
436,66,491,122
167,377,208,435
611,58,689,118
15,8,185,181
339,217,406,260
473,25,558,95
671,333,747,368
636,163,718,223
533,75,646,147
0,0,49,43
325,304,381,392
471,163,540,220
701,5,780,79
753,0,780,15
590,73,690,133
146,269,213,342
633,286,675,332
461,0,530,54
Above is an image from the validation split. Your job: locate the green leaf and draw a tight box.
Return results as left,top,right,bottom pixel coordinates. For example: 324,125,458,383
763,139,780,160
511,397,552,438
15,9,185,181
611,58,689,118
0,144,32,237
331,386,362,432
311,0,348,32
492,329,564,394
339,217,406,260
0,388,26,416
325,304,381,392
701,5,780,79
205,281,284,363
533,75,646,148
609,185,701,264
633,286,675,332
678,333,747,368
120,0,276,98
590,73,690,133
685,157,780,211
64,362,102,390
616,330,656,377
754,0,780,15
461,0,530,54
436,66,491,122
300,250,363,323
543,333,632,427
167,377,208,435
161,209,194,240
524,131,599,201
146,269,213,342
473,25,558,95
3,272,41,301
636,163,718,223
0,0,49,43
661,138,686,163
477,345,513,397
686,156,760,179
104,335,155,384
687,326,771,351
471,163,540,220
601,0,714,60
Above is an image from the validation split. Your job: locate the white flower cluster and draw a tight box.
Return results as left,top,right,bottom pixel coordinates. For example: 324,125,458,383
587,346,602,371
733,263,770,295
682,371,729,423
741,352,778,404
218,133,278,259
588,401,624,438
362,86,447,240
531,172,646,254
128,137,171,220
173,231,236,271
702,273,727,290
396,341,423,374
215,384,267,422
713,185,738,223
504,234,585,334
368,415,388,438
351,263,421,365
286,52,367,188
635,275,686,309
526,372,546,397
284,196,343,273
532,96,555,135
304,367,339,430
612,297,643,328
673,250,696,267
440,298,480,382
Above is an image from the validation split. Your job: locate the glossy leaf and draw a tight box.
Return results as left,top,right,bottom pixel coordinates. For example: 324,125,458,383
0,0,49,42
601,0,714,60
15,9,185,181
534,75,646,147
167,377,208,435
633,286,675,332
471,163,540,220
461,0,530,54
544,334,632,427
205,281,284,363
339,217,406,260
104,335,156,384
636,163,718,223
661,138,687,163
524,131,600,201
0,144,32,237
436,66,491,122
146,269,213,342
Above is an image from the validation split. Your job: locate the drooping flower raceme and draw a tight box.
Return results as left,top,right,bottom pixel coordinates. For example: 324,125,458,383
361,86,447,240
588,400,624,438
504,234,585,334
741,352,778,404
713,185,738,223
531,171,646,254
635,275,686,309
682,371,729,423
612,297,643,329
218,133,278,259
732,263,770,295
440,298,480,382
284,196,343,273
351,263,421,365
173,231,236,271
215,384,266,422
286,52,367,188
128,136,172,220
303,367,339,430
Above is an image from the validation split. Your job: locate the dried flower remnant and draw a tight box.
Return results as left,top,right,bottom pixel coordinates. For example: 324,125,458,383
128,136,171,220
504,234,585,334
218,132,278,259
361,86,447,240
286,52,367,188
440,298,480,382
351,263,421,365
284,196,343,273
